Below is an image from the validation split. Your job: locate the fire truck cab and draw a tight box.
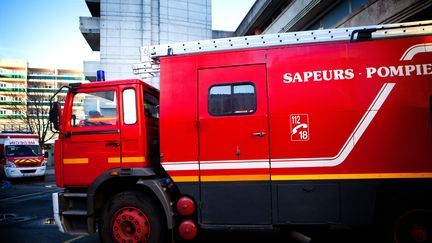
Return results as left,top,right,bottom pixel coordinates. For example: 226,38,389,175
50,21,432,243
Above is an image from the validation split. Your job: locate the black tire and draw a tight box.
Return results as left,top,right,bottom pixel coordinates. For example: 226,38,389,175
379,198,432,243
391,207,432,243
0,165,5,181
99,191,166,243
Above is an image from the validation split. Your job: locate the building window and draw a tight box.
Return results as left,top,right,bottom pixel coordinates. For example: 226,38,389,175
208,83,256,116
307,0,368,30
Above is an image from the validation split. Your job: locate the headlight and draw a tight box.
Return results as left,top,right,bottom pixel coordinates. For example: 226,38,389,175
7,161,16,168
41,160,47,166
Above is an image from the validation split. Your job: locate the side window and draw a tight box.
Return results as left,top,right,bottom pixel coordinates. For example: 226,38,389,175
123,89,137,124
209,83,256,116
71,90,117,127
144,93,159,119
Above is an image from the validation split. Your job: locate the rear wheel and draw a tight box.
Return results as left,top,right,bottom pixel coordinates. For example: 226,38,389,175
99,191,166,243
393,208,432,243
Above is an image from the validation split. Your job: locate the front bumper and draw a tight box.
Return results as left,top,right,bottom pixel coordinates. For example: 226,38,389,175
52,192,66,233
5,166,46,178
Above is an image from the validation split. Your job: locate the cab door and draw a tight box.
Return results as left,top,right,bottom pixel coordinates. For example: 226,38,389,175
198,64,271,225
62,87,121,186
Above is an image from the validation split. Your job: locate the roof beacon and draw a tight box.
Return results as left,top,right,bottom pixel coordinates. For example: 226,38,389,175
96,70,105,82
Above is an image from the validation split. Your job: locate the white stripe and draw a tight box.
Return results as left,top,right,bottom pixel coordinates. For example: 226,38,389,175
162,163,199,171
200,161,269,170
400,43,432,61
200,159,268,164
162,161,269,170
162,83,395,171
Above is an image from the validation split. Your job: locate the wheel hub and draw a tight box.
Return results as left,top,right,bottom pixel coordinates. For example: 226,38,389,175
394,209,431,243
411,225,428,243
112,207,150,243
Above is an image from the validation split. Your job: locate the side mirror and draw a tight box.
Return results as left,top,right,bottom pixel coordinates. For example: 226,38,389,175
49,101,62,131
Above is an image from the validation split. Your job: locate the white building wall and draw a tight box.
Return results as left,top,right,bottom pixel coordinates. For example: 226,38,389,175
96,0,212,84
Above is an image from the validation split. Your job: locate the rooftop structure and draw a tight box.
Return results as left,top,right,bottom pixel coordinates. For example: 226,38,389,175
80,0,212,84
236,0,432,35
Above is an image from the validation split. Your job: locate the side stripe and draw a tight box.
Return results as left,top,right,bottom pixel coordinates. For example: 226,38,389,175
64,158,88,164
171,176,199,182
108,156,146,163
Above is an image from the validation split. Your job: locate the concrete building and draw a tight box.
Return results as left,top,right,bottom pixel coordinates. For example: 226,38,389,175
80,0,212,83
0,60,28,131
0,60,85,131
236,0,432,35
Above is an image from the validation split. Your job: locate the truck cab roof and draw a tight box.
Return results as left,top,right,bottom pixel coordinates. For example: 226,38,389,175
70,79,159,93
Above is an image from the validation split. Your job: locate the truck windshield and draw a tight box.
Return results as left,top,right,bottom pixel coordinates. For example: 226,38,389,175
6,145,41,157
71,90,118,127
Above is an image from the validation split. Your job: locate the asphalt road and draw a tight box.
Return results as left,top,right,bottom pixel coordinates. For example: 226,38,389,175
0,170,99,243
0,168,371,243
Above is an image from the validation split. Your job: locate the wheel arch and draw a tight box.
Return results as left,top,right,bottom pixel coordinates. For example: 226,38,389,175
374,180,432,220
87,168,175,232
374,180,432,242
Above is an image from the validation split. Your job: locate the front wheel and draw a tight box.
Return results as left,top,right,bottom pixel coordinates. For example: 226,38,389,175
99,191,166,243
0,165,5,181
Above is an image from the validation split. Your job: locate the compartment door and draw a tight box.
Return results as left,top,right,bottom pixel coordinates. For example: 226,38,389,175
198,64,271,225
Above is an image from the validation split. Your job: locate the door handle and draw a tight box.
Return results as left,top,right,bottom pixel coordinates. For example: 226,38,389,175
252,132,266,137
105,142,120,147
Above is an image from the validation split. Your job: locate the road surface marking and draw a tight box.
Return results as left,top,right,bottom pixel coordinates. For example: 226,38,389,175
63,235,85,243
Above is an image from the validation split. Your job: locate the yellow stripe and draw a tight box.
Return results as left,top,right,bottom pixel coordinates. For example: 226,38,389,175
171,176,199,182
64,158,89,164
271,173,432,181
108,157,120,163
108,156,146,163
123,156,146,163
201,174,270,182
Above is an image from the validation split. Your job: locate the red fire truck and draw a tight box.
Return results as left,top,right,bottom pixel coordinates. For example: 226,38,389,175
0,131,46,179
49,21,432,243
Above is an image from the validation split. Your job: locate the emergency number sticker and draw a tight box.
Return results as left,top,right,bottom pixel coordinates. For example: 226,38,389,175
290,114,309,141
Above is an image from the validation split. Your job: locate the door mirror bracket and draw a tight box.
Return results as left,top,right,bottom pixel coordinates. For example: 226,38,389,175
49,101,62,132
49,85,70,134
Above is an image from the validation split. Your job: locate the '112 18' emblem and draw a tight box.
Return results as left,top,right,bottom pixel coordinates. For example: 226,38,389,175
290,114,309,141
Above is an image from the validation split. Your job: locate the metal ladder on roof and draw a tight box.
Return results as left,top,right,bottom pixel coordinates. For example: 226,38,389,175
132,20,432,77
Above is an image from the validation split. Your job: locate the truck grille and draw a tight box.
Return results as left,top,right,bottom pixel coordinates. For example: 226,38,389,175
21,170,36,173
17,163,39,168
